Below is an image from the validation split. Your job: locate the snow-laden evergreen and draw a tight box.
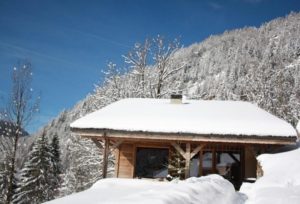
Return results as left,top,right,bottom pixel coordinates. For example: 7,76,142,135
0,153,12,203
13,132,55,204
58,136,114,195
168,145,185,179
49,134,62,198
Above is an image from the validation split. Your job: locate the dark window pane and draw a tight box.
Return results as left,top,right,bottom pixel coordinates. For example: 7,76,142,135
135,148,169,178
202,152,213,175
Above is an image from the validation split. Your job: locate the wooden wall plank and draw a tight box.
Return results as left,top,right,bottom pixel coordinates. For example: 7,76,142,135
117,143,135,178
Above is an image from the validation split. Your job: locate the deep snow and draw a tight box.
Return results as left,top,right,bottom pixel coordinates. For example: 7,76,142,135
45,146,300,204
44,175,244,204
241,146,300,204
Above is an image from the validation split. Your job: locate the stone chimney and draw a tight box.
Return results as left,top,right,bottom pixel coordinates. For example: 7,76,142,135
170,94,182,104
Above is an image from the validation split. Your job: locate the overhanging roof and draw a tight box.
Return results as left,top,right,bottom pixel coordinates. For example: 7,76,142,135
70,98,298,144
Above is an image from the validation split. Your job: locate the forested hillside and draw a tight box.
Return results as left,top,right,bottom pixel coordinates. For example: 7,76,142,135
13,12,300,199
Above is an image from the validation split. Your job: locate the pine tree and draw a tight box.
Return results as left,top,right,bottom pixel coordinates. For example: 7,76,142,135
58,136,115,196
13,131,54,204
168,145,185,180
58,169,77,197
49,134,61,198
0,157,10,203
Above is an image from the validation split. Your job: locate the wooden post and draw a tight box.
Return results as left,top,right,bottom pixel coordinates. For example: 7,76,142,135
190,144,205,159
102,137,109,178
171,143,204,179
92,138,103,149
109,140,123,153
171,142,186,157
185,143,191,179
199,149,203,176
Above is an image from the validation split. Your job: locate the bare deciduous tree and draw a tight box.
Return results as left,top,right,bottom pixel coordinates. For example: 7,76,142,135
151,35,184,98
0,61,39,204
123,39,151,97
122,35,185,98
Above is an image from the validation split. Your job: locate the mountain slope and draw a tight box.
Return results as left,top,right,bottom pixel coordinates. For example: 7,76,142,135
33,12,300,196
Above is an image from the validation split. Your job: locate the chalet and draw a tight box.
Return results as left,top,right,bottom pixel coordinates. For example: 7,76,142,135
70,96,298,189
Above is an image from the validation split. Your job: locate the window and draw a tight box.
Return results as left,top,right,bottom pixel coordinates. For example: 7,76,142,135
135,147,169,178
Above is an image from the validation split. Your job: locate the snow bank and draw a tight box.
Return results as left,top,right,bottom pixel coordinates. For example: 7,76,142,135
45,175,244,204
71,98,296,138
241,147,300,204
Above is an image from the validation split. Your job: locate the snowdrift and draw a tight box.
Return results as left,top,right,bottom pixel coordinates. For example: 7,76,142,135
45,175,244,204
241,146,300,204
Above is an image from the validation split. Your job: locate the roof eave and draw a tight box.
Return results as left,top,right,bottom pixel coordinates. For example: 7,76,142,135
71,127,297,145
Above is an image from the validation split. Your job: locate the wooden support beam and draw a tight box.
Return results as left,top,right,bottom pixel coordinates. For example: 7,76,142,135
228,153,240,164
92,138,103,149
190,144,205,159
102,137,109,178
77,129,297,145
171,142,206,178
185,143,191,179
172,143,205,178
109,140,115,147
199,150,203,176
109,140,123,154
171,142,186,159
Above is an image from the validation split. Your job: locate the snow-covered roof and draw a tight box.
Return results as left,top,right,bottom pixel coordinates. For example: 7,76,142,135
70,98,297,138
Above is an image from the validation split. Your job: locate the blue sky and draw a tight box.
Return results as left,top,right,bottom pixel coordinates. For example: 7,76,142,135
1,0,300,133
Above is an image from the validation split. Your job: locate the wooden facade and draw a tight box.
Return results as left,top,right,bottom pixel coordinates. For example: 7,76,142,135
112,141,258,184
70,98,298,190
73,128,296,189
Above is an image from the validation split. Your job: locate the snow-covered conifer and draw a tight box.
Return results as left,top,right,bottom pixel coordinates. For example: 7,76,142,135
13,131,54,204
49,134,62,198
168,146,185,180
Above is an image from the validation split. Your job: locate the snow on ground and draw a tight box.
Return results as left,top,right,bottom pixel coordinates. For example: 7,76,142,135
45,175,244,204
241,146,300,204
71,98,296,138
